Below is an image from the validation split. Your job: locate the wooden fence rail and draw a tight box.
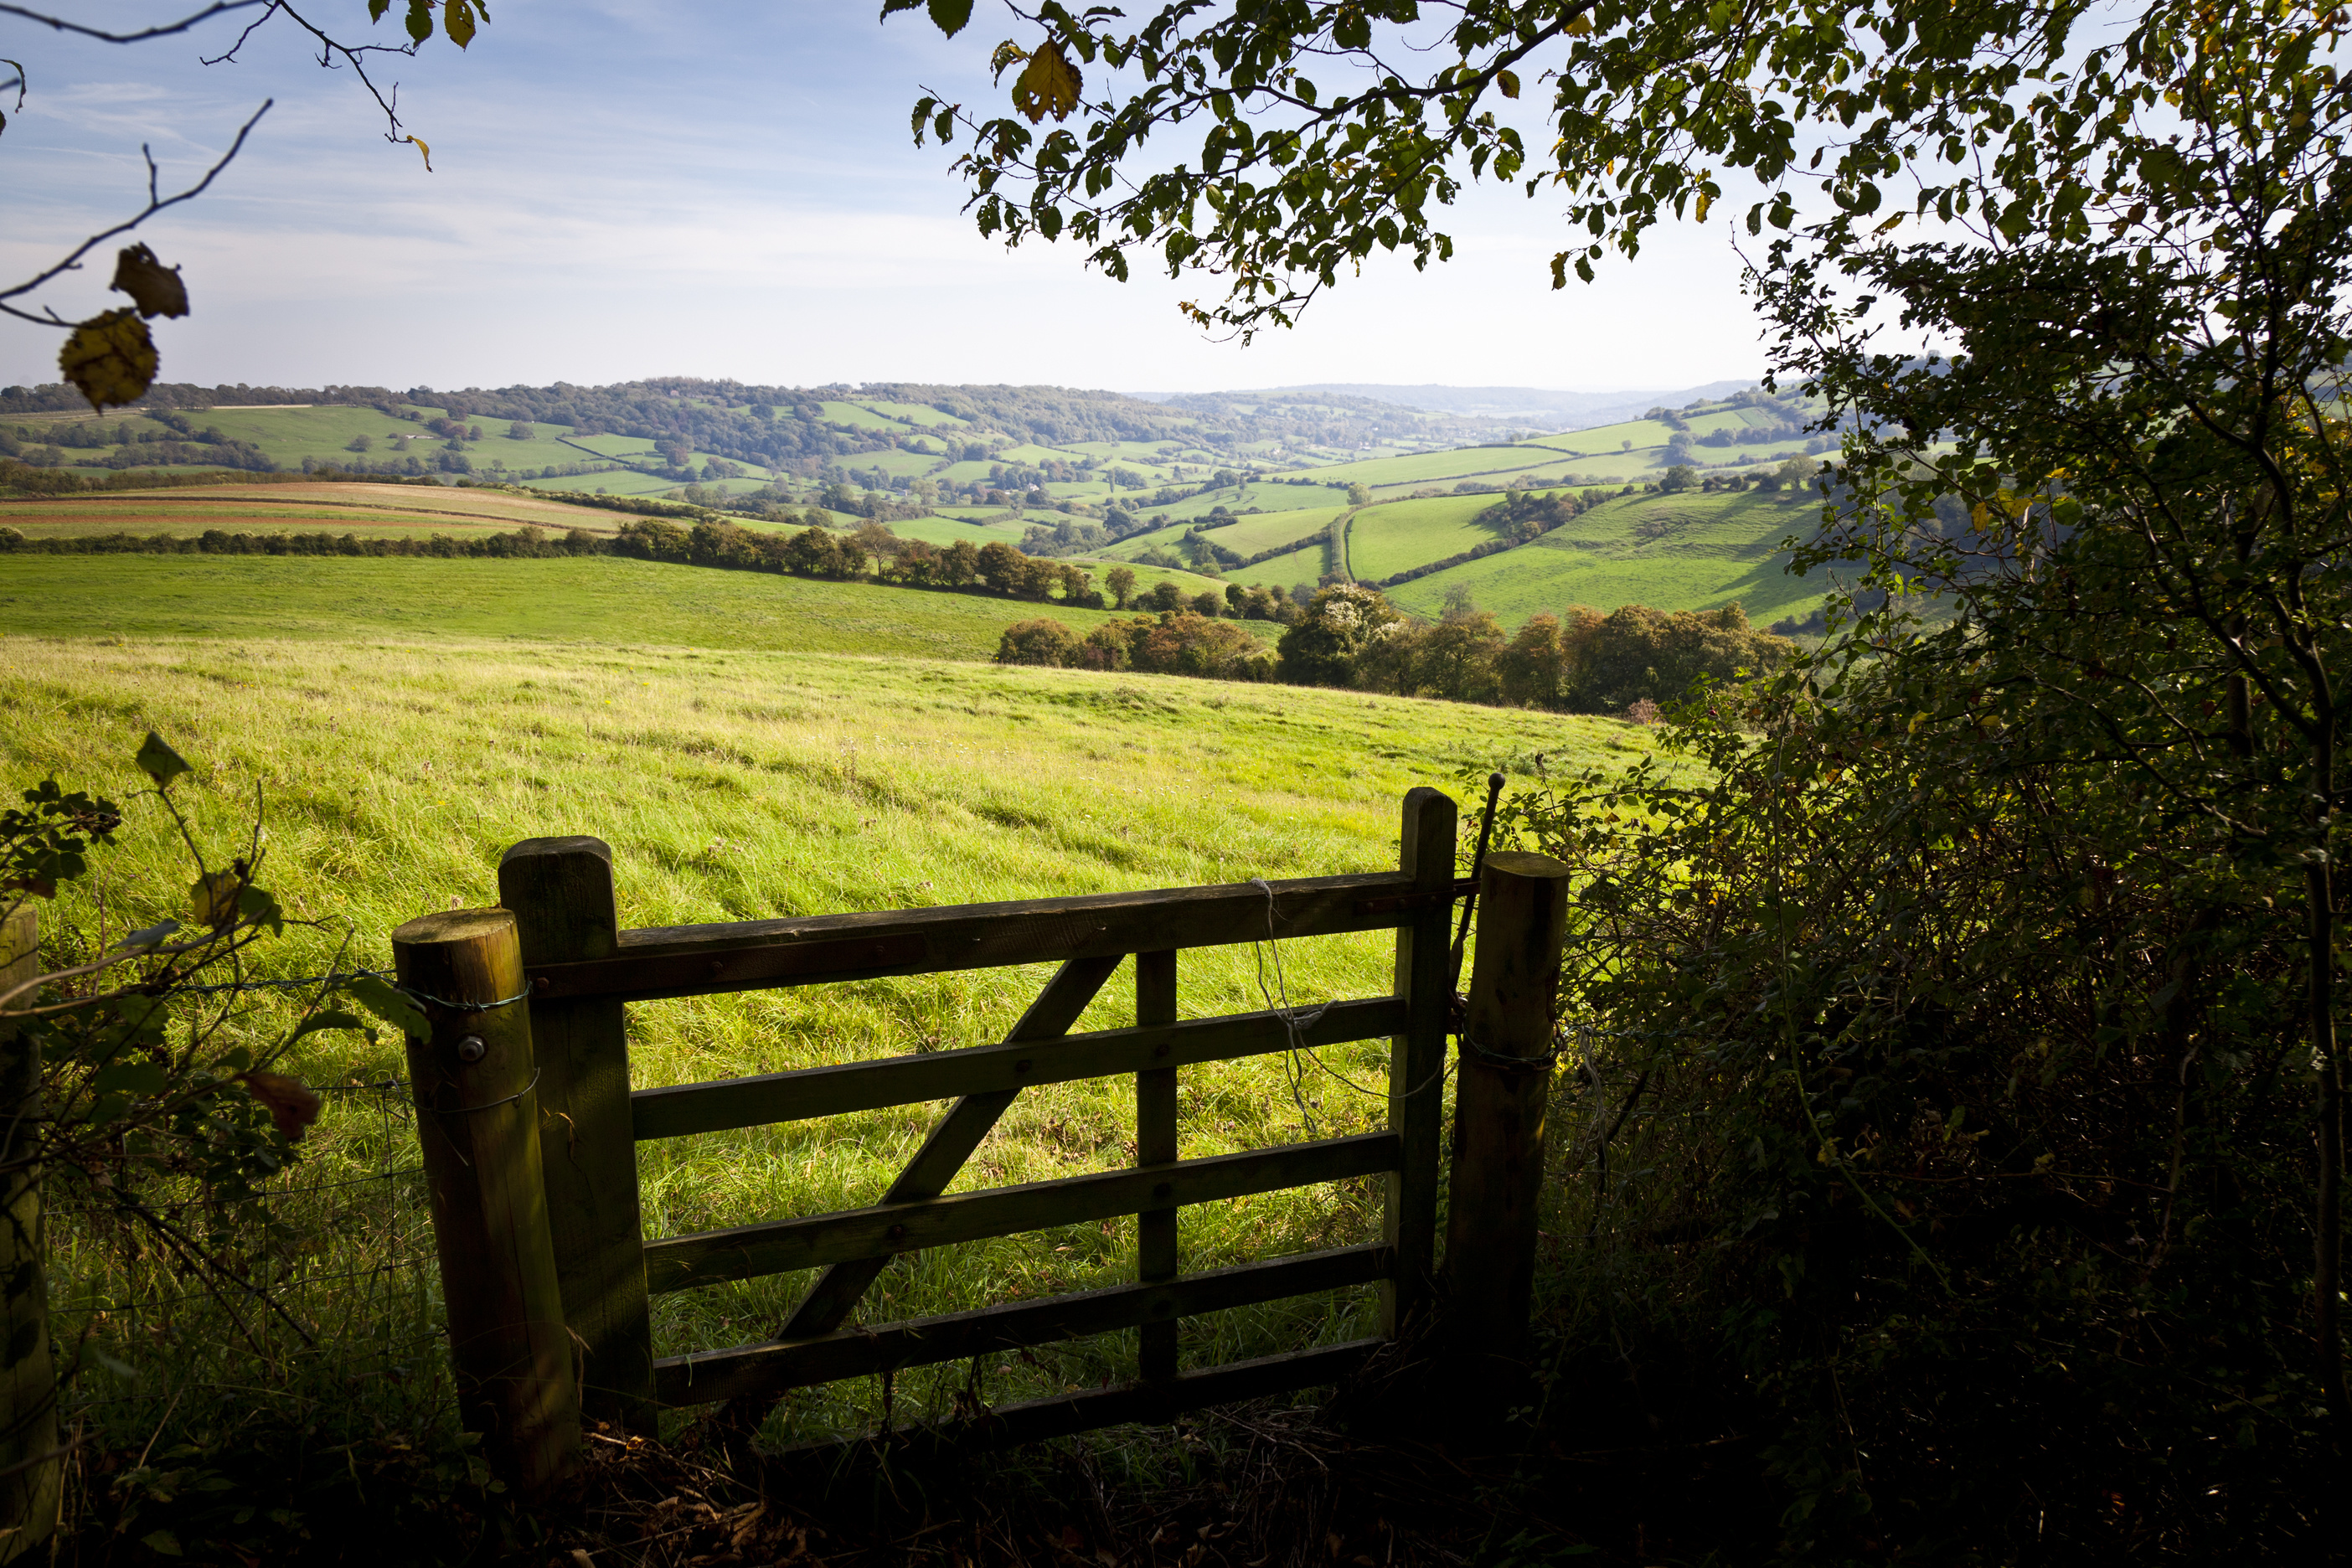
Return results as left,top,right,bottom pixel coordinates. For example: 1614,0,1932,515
384,787,1569,1490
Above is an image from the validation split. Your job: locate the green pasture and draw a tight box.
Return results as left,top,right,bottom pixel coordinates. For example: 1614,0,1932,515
1233,539,1333,588
1347,493,1515,581
882,513,1033,549
3,567,1647,1445
851,399,972,429
846,447,951,479
1288,441,1561,489
0,554,1131,658
1065,557,1243,606
1200,505,1343,556
1384,489,1828,627
816,400,908,431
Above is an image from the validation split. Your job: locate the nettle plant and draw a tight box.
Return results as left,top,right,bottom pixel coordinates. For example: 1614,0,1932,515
0,734,423,1323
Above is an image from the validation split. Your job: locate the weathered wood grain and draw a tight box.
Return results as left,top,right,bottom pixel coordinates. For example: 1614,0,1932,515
644,1132,1401,1295
630,997,1406,1141
526,874,1464,1003
500,836,655,1433
654,1244,1390,1406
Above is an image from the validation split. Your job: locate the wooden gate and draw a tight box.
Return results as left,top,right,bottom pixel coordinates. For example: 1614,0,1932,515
392,786,1565,1489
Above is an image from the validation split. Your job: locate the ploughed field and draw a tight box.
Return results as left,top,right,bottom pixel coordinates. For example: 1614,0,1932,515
0,482,625,539
1,552,1646,1447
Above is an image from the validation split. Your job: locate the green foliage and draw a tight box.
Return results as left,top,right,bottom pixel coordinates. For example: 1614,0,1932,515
895,0,2234,339
1501,623,2333,1553
1277,584,1403,686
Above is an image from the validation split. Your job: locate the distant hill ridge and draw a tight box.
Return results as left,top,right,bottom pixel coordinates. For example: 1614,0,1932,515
1220,380,1762,427
0,378,1518,464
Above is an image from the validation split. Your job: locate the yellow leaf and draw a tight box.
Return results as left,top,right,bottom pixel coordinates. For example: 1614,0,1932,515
1012,40,1083,123
58,308,157,411
443,0,477,48
191,869,240,928
1497,68,1520,99
410,135,433,172
1695,189,1713,222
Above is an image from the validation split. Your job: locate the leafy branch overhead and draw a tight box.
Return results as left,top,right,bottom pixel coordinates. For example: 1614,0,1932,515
886,0,2305,338
1,1,487,407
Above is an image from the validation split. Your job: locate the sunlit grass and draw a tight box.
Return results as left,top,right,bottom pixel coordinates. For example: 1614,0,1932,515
3,580,1650,1446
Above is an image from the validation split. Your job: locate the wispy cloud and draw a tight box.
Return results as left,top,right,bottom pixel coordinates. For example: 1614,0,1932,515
1,1,1768,393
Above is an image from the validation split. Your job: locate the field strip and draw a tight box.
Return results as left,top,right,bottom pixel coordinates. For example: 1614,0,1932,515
3,490,623,531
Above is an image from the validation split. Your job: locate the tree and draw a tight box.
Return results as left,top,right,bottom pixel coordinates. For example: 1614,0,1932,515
4,3,483,408
1345,482,1371,507
889,0,2352,1524
887,0,2179,338
1659,463,1698,493
1128,611,1267,679
976,540,1025,595
1142,580,1184,614
1104,565,1136,609
1497,611,1570,709
1572,602,1789,713
995,617,1079,667
1276,583,1401,687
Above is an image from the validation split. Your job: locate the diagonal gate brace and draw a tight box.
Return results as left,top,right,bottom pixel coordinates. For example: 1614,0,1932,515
709,952,1123,1438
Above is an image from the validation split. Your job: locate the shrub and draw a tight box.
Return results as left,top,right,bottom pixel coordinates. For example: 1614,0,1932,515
995,618,1081,667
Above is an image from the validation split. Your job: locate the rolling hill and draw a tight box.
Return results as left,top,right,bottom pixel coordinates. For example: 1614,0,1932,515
4,379,1849,632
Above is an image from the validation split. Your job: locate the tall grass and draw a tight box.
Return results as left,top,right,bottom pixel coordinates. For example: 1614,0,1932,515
3,623,1646,1452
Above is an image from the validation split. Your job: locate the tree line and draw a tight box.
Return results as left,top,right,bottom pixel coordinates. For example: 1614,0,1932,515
998,580,1792,714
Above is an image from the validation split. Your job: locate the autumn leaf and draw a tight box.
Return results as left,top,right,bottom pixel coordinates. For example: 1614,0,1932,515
134,731,193,787
110,244,189,319
1013,40,1083,123
58,309,157,412
241,1071,322,1142
191,869,241,928
443,0,479,49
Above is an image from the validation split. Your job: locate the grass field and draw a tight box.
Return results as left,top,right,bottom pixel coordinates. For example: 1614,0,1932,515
1385,488,1831,626
3,554,1648,1448
1198,506,1343,556
0,554,1142,658
1233,538,1334,588
1347,494,1514,581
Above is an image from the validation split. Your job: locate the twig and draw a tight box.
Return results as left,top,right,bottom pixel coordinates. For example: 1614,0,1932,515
0,101,272,327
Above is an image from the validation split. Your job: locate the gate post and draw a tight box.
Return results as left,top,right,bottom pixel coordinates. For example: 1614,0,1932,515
393,908,580,1493
498,838,654,1435
1383,787,1458,1341
0,906,58,1563
1443,850,1571,1423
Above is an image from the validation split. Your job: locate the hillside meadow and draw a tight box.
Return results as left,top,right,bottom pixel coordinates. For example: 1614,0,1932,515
1387,488,1830,627
2,554,1648,1447
0,553,1145,657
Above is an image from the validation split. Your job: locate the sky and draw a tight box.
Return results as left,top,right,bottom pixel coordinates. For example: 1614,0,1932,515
1,2,1775,396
